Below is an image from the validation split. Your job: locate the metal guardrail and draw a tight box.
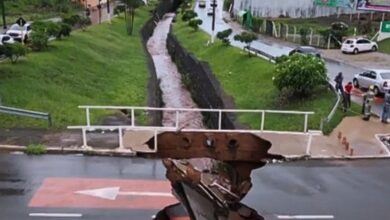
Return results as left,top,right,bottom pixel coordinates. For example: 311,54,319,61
67,106,318,151
0,105,52,127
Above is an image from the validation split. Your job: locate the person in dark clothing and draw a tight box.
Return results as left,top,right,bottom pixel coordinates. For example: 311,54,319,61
381,90,390,123
334,72,344,95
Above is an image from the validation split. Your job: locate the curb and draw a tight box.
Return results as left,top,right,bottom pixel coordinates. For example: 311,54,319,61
0,144,137,157
2,144,389,160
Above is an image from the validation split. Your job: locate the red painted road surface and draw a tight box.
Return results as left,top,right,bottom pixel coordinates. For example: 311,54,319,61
29,178,178,209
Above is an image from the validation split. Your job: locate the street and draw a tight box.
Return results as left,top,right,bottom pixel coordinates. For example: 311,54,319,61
1,154,390,220
194,0,384,115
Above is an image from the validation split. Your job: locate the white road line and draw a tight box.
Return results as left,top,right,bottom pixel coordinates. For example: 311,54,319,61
277,215,334,219
29,213,83,218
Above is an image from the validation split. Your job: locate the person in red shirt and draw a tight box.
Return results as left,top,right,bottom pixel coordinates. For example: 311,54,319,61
343,81,353,112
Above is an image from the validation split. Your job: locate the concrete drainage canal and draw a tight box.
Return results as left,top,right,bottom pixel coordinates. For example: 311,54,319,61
147,13,204,129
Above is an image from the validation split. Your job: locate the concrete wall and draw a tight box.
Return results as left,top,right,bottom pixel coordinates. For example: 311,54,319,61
166,33,236,129
233,0,356,18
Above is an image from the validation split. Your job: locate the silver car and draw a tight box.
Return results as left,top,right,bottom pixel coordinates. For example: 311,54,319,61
353,69,390,96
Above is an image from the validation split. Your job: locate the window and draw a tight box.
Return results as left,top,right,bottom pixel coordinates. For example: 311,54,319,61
380,72,390,79
369,71,377,79
357,40,364,44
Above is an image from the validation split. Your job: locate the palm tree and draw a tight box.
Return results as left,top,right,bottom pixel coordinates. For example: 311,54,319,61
120,0,144,35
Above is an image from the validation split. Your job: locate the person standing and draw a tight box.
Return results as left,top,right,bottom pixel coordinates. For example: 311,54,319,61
381,90,390,123
334,72,344,95
362,85,375,121
343,81,353,112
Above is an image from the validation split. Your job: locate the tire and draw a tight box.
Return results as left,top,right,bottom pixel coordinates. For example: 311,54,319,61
372,46,377,51
353,78,359,88
373,87,380,96
353,48,359,54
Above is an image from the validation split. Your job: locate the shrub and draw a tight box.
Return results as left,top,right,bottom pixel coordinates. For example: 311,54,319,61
30,31,49,51
182,10,197,21
273,54,327,97
188,19,202,31
79,17,92,31
216,28,233,46
63,14,81,26
299,27,309,45
251,17,263,33
58,22,72,38
233,31,258,56
46,21,61,37
25,144,47,155
0,43,28,63
114,5,126,15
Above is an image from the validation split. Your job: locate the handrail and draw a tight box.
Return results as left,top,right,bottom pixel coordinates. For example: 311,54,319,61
0,105,52,127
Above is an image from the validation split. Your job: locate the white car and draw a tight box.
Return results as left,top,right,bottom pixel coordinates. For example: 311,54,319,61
341,38,378,54
353,69,390,96
6,23,32,42
199,0,206,8
0,34,15,45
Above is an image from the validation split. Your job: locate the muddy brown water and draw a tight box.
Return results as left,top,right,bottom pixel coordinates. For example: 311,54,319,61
147,13,204,129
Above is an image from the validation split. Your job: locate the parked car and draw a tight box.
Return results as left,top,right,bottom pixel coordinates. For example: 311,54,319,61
198,0,206,8
0,34,15,45
207,8,214,16
288,46,322,58
353,69,390,96
6,23,32,43
341,38,378,54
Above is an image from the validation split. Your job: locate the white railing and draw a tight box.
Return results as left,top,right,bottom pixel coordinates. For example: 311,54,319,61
68,106,318,154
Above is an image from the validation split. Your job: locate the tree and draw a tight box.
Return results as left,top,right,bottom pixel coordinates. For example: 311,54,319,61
182,10,197,21
120,0,144,35
233,31,257,56
216,28,232,46
0,43,28,63
273,54,327,97
188,19,202,31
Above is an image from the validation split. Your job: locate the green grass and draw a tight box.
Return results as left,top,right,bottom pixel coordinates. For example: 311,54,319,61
1,0,82,27
25,144,47,155
379,38,390,54
173,18,342,132
0,7,153,128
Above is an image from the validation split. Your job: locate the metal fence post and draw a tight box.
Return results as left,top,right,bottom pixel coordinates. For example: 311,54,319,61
304,114,308,133
309,28,313,45
260,111,265,131
293,26,296,42
131,108,135,127
86,108,90,126
118,128,124,150
175,110,179,129
218,110,222,130
48,114,52,127
82,127,88,149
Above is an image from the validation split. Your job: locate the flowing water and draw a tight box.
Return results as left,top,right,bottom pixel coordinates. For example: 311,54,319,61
147,13,204,129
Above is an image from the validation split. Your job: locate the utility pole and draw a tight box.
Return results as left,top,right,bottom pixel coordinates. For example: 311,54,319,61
1,0,6,30
211,0,216,43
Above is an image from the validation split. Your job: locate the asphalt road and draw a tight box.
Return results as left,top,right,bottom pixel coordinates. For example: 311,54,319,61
194,0,383,115
1,154,390,220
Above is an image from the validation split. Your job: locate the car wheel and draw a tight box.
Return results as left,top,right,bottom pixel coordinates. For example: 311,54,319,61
353,48,359,54
372,46,377,51
373,86,380,96
353,78,359,88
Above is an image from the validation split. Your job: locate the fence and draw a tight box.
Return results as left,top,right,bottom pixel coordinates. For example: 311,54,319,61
258,20,342,49
67,106,317,152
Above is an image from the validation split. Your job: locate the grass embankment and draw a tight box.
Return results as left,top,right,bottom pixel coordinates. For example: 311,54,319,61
0,7,153,128
1,0,82,27
379,38,390,54
173,19,355,132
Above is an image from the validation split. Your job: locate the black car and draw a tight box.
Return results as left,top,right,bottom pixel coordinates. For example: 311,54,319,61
289,46,322,58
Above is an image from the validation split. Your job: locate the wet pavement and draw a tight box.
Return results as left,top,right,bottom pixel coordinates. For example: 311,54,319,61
194,1,386,116
147,13,203,129
1,155,390,219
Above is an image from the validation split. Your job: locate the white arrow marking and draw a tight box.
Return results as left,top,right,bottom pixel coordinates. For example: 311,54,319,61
75,187,173,200
277,215,334,219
